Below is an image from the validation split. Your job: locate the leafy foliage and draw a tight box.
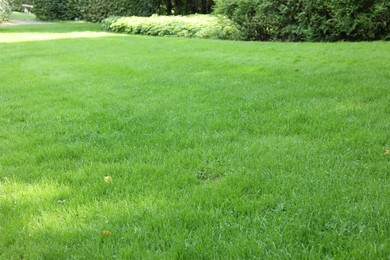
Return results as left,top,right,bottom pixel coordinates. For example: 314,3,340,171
84,0,160,22
102,14,241,40
9,0,33,12
32,0,215,22
0,0,12,22
164,0,214,15
84,0,214,22
32,0,88,20
214,0,390,41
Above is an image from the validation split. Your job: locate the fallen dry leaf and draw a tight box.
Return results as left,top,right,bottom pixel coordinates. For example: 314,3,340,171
101,230,112,236
384,150,390,155
103,176,112,183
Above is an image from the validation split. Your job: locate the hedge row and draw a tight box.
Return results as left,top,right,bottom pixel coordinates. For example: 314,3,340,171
102,15,241,40
33,0,84,21
214,0,390,41
14,0,390,42
85,0,160,22
32,0,211,22
32,0,160,21
0,0,12,22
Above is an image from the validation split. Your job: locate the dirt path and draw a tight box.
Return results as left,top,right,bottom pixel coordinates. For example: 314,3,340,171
0,20,55,26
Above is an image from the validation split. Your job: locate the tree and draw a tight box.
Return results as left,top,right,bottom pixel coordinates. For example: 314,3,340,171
0,0,12,22
163,0,213,15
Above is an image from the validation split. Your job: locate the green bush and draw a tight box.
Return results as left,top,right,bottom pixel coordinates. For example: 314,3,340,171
33,0,59,20
33,0,88,20
29,0,215,22
102,14,242,40
0,0,12,22
33,0,162,22
85,0,213,21
214,0,390,41
85,0,161,22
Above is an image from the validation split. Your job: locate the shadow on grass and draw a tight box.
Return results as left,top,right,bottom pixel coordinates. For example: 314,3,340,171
0,176,198,258
0,178,71,258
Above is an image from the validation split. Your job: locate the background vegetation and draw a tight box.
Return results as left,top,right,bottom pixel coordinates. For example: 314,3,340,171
214,0,390,41
31,0,213,22
84,0,160,22
5,0,389,41
0,0,12,22
9,0,33,12
102,14,241,40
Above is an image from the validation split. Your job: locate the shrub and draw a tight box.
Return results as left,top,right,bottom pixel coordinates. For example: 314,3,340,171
33,0,59,20
28,0,215,22
84,0,161,22
33,0,162,22
0,0,12,22
33,0,89,20
85,0,214,22
102,14,242,40
214,0,390,41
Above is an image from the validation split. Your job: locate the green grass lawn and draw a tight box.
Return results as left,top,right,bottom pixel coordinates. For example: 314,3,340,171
10,11,37,21
0,23,389,259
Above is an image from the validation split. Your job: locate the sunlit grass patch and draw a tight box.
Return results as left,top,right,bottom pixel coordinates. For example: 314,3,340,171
10,11,36,21
0,31,123,43
0,20,122,43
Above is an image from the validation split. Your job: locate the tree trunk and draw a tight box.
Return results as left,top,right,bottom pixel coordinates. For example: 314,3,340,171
201,0,207,14
166,0,172,15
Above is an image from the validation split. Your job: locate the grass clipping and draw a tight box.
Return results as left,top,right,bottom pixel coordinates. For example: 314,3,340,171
102,14,241,40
